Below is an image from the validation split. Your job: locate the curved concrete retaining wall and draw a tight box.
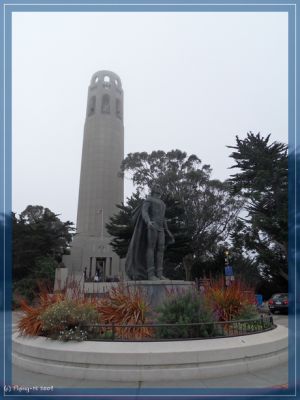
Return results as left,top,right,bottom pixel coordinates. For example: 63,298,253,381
12,325,288,382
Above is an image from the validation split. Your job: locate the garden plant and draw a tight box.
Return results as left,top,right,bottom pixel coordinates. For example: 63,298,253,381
17,279,269,342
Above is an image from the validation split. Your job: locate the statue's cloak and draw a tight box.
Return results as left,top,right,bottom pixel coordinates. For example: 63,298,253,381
125,197,173,280
125,202,148,280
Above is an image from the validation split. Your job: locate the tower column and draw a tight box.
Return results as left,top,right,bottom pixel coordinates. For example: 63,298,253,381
63,71,124,281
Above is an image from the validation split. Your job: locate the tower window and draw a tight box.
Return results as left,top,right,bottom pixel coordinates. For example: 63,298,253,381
103,75,111,89
101,94,110,114
116,98,122,120
88,96,96,116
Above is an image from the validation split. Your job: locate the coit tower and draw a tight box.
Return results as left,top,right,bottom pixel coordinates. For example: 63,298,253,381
64,70,124,280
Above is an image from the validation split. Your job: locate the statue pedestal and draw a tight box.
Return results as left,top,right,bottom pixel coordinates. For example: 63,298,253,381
83,280,194,309
127,280,194,309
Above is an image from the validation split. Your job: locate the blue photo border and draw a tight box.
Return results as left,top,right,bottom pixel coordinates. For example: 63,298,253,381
0,0,298,399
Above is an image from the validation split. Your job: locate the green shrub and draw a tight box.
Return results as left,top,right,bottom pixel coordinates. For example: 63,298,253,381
100,330,114,340
155,290,217,339
13,277,38,305
241,319,272,333
236,304,259,320
13,257,58,306
39,300,100,340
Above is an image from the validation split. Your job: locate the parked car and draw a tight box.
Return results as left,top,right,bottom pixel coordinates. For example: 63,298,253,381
268,293,288,314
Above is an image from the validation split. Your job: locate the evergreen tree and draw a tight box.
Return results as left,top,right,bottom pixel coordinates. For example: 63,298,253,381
106,192,143,259
227,132,288,288
108,150,243,279
13,205,74,303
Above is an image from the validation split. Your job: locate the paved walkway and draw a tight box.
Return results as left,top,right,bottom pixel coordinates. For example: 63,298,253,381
13,361,288,389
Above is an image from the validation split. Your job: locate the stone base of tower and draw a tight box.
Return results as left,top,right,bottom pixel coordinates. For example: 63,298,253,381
62,233,125,284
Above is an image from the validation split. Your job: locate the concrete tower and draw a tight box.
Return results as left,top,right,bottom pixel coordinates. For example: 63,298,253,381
64,70,124,281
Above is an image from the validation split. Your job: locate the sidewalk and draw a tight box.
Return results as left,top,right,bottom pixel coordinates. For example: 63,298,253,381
13,361,288,389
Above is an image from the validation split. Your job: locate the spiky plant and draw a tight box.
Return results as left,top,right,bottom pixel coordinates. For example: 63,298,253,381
18,291,65,336
97,283,153,339
205,278,256,322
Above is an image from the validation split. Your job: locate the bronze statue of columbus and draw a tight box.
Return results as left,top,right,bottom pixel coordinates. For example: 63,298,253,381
125,184,175,280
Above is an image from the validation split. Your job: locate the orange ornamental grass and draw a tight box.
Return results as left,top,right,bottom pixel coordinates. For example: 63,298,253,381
97,283,153,340
17,275,85,337
205,278,256,322
18,282,153,340
18,291,65,336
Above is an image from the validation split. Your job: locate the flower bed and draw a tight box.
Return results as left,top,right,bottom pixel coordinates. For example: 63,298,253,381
18,280,269,341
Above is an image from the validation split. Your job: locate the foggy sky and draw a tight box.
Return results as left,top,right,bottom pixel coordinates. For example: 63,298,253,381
12,11,288,225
